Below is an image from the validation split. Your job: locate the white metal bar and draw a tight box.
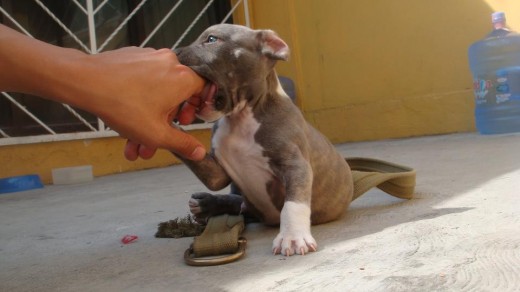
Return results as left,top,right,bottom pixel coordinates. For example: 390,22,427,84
0,123,212,146
61,104,97,131
85,0,106,132
93,0,110,15
172,0,215,50
221,0,242,24
178,123,212,131
2,92,56,134
0,131,119,146
0,129,11,138
33,0,91,53
243,0,250,27
0,6,34,37
71,0,87,15
98,118,107,132
86,0,98,54
140,0,185,48
97,0,149,52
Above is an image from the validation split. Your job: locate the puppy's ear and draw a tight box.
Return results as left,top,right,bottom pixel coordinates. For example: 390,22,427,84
258,30,290,61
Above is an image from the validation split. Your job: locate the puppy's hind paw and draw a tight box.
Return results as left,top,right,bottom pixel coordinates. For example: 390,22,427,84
188,192,244,223
188,198,202,214
188,192,217,223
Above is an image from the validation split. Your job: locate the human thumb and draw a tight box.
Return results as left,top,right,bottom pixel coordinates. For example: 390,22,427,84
162,127,206,161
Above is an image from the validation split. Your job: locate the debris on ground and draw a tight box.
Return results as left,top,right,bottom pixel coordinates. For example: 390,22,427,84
155,214,205,238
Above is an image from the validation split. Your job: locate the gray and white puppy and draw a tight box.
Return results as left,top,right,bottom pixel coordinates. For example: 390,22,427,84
174,24,353,256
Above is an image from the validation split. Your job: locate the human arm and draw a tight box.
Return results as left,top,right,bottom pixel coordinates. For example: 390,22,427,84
0,24,206,160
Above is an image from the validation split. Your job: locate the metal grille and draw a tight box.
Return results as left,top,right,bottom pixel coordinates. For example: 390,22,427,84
0,0,250,146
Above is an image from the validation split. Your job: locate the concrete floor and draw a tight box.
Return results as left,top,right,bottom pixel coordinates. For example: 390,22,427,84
1,133,519,292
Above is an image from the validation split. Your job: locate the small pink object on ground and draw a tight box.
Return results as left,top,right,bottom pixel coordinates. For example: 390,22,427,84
121,235,138,244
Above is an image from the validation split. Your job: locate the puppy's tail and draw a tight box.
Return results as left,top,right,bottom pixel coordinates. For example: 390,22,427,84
346,157,416,201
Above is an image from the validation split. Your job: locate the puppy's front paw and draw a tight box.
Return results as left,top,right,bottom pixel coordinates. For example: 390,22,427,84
272,231,317,256
272,201,317,256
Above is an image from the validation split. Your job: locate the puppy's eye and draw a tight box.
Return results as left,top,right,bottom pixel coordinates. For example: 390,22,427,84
206,35,218,43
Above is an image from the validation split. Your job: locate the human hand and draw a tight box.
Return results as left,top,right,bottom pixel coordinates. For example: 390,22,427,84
0,25,207,160
123,94,205,161
78,47,207,161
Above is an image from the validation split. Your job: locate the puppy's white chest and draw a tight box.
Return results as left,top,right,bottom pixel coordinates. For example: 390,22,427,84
212,106,280,221
213,106,271,184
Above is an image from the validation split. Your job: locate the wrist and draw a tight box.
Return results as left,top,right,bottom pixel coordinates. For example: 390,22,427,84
50,51,119,120
44,49,94,108
51,52,104,113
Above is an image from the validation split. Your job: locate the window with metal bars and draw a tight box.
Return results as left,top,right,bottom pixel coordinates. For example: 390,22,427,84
0,0,234,138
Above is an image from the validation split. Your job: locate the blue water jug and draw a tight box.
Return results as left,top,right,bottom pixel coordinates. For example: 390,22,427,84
468,12,520,134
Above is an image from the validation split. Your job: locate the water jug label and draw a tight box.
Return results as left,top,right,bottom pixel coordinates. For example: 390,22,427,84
496,83,509,93
473,79,491,104
496,93,511,104
496,74,511,103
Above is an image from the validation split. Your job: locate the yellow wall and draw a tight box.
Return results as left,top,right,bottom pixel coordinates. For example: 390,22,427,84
0,130,211,184
250,0,520,142
1,0,519,183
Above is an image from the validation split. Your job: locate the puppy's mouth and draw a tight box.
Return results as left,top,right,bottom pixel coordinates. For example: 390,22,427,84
201,83,225,110
194,82,226,121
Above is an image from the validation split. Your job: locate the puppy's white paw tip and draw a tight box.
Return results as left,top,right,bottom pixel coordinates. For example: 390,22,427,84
272,232,317,256
188,198,200,207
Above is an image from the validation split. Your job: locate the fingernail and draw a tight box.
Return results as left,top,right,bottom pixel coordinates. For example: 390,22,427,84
190,146,206,160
